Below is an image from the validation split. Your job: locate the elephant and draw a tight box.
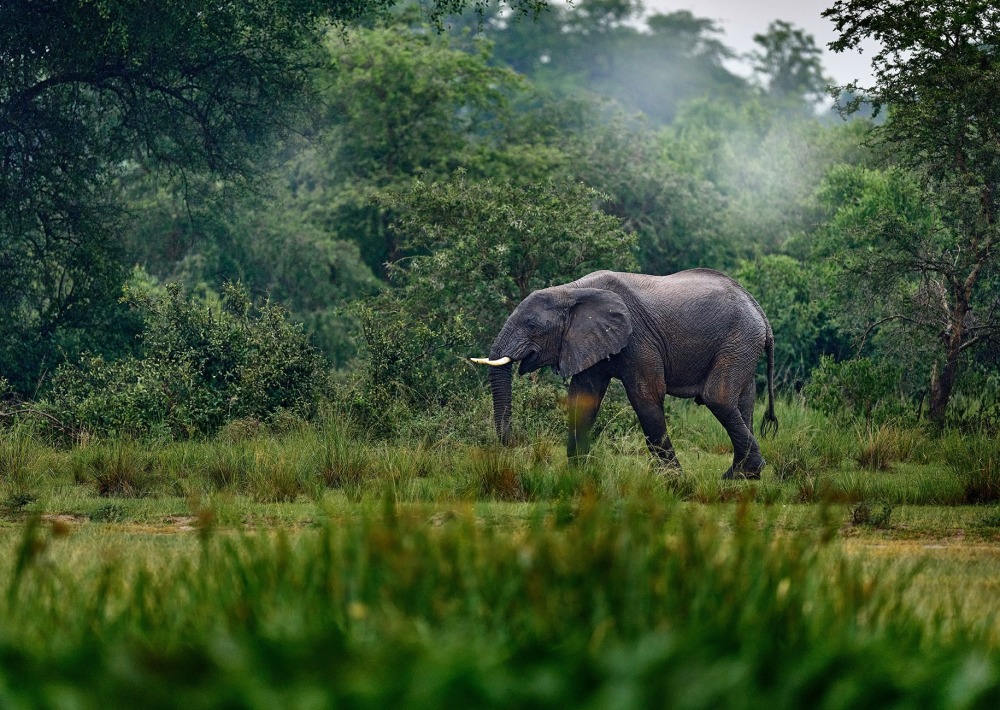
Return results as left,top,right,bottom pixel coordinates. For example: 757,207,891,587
470,269,778,478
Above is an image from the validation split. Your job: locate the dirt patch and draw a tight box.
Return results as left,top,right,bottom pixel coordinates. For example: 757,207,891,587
163,515,198,532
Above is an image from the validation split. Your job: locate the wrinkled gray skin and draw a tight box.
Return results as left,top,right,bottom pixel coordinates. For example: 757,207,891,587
483,269,777,479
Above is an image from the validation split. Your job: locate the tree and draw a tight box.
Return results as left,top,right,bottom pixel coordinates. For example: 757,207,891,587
357,174,637,410
122,173,380,365
824,0,1000,422
751,20,833,107
0,0,546,396
380,174,637,341
734,255,850,388
480,3,751,124
663,96,872,260
294,25,526,275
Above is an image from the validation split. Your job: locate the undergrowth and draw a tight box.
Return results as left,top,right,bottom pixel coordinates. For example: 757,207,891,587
2,399,1000,508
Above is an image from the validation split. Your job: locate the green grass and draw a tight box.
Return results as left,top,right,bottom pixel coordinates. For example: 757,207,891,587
2,498,1000,707
3,398,1000,514
4,400,1000,706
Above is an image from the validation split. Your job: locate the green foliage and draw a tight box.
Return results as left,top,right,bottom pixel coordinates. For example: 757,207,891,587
824,0,1000,421
814,165,950,400
804,356,908,426
735,255,850,387
121,175,379,365
351,174,635,422
383,174,636,314
0,0,386,397
42,283,325,440
295,24,528,275
665,98,873,261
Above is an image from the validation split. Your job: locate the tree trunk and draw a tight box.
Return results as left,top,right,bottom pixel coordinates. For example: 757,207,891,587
928,295,969,424
928,349,960,424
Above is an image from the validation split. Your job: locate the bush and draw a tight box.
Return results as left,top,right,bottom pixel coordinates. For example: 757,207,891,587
42,283,326,439
734,255,850,389
945,435,1000,504
804,356,910,426
350,174,638,426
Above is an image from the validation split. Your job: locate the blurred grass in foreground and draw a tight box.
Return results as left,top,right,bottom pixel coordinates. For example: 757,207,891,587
1,498,999,708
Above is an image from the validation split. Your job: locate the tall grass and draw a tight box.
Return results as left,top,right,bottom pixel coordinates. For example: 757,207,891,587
0,399,997,509
945,433,1000,504
2,501,999,707
0,425,44,502
72,440,163,498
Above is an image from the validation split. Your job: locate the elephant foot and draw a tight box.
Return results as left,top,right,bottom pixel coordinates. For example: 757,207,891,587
722,458,765,481
658,455,683,473
723,469,761,481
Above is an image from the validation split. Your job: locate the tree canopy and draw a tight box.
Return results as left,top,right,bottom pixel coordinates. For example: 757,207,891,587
11,0,1000,434
824,0,1000,421
0,0,543,393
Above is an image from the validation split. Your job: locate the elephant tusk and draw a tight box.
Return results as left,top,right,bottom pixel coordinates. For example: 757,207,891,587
469,356,512,366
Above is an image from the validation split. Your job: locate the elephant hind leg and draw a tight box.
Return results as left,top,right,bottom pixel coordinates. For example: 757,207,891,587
709,402,765,479
738,378,756,433
702,367,765,479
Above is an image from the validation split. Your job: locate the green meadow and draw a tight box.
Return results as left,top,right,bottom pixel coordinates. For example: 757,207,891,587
3,400,1000,708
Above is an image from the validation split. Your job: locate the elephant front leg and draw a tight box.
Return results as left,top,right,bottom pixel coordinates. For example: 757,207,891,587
566,369,611,463
623,385,681,471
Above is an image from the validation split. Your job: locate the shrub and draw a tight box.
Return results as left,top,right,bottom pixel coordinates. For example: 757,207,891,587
75,441,162,498
351,174,638,426
42,282,326,439
945,435,1000,504
804,356,909,426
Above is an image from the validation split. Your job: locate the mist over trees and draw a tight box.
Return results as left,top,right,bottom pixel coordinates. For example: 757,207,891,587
3,0,999,434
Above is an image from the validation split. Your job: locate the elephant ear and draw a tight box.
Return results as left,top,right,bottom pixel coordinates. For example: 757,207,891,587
557,288,633,377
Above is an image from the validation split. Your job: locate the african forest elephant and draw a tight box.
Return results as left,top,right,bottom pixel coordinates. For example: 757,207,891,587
470,269,778,479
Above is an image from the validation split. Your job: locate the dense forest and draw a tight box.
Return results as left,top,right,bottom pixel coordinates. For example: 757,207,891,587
3,0,1000,439
9,3,1000,705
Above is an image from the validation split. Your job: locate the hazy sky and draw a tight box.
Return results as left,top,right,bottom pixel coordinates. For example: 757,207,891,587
643,0,877,87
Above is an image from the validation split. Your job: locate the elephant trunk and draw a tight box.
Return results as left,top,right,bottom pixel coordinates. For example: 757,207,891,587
484,324,521,445
488,362,514,445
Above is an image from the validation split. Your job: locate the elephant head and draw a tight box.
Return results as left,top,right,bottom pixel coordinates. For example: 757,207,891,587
471,286,633,445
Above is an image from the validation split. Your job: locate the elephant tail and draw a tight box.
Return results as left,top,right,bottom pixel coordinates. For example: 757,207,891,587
760,328,779,439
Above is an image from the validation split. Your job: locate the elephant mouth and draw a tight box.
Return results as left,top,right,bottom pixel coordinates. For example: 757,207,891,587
517,349,544,375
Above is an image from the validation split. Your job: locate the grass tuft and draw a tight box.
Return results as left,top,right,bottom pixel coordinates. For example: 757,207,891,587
854,423,919,471
0,425,45,498
466,447,526,501
945,434,1000,504
76,441,160,498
